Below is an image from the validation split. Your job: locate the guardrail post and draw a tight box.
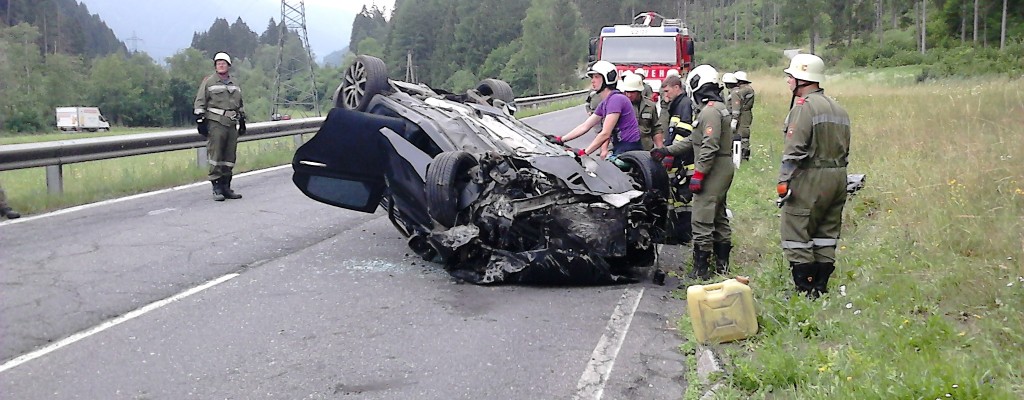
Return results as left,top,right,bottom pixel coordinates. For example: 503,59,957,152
293,134,303,148
45,164,64,195
196,147,208,168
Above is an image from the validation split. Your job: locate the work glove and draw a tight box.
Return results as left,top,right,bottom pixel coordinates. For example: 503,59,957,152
776,181,792,208
545,134,564,145
650,147,669,162
195,115,208,137
237,117,247,136
689,171,704,193
575,148,587,156
730,119,738,130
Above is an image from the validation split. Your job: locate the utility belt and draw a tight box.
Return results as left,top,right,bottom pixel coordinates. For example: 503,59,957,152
207,107,241,120
800,159,847,169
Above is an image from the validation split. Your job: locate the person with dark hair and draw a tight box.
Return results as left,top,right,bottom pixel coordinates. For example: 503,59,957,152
550,61,642,157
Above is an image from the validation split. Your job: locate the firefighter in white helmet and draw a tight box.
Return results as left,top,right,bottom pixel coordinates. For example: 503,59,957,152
651,65,735,280
194,51,246,201
633,68,654,100
550,61,643,157
777,53,850,298
618,74,660,150
731,70,755,160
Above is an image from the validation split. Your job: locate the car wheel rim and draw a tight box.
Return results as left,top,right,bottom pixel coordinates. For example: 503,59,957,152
341,61,367,109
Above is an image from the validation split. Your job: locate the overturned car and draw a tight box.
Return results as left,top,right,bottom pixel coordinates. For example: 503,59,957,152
292,55,669,284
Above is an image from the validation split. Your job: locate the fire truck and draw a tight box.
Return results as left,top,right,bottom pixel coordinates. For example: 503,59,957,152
589,12,695,100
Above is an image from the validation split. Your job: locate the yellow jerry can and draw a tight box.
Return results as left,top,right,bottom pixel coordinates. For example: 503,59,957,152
686,276,758,344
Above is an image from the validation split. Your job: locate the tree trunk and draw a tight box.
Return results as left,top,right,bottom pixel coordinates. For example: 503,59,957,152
892,0,898,30
733,5,738,42
961,1,967,43
773,3,778,43
920,0,927,54
973,0,979,44
1000,0,1007,50
876,0,883,45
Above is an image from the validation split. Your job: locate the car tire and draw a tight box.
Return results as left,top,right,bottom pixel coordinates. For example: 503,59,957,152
617,150,669,197
336,55,389,111
476,78,515,104
425,151,478,228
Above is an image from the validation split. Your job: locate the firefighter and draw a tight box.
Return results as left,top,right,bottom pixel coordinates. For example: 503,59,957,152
732,71,756,160
654,73,696,246
777,54,851,298
0,184,21,219
618,74,660,151
552,61,642,157
633,68,655,100
650,65,735,279
194,52,246,202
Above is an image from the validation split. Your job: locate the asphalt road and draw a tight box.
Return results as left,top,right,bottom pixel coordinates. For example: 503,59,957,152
0,106,691,399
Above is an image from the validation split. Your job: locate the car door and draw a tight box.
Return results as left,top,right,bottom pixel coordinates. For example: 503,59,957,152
291,107,407,213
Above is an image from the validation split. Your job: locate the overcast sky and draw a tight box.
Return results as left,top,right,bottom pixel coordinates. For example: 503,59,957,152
78,0,395,63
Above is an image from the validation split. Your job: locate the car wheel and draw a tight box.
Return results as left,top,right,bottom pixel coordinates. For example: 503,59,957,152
476,78,515,104
617,150,669,197
425,151,478,228
336,55,389,111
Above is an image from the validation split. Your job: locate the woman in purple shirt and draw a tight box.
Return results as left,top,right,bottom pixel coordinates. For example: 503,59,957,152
548,61,643,157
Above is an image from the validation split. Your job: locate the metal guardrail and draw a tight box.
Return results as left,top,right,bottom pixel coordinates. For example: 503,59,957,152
0,90,587,194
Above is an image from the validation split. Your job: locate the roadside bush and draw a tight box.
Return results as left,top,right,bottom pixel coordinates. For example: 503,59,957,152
697,41,787,72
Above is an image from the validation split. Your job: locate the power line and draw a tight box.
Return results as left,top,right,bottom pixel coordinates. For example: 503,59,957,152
272,0,321,119
126,31,143,53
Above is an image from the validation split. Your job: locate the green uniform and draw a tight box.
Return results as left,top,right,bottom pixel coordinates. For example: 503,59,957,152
194,73,245,181
731,84,756,158
665,100,735,251
779,89,850,265
632,97,659,151
585,91,602,114
641,83,654,102
0,183,19,219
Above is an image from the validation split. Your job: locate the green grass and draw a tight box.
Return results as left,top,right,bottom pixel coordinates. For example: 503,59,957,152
515,98,586,118
0,137,304,215
0,126,170,145
688,71,1024,399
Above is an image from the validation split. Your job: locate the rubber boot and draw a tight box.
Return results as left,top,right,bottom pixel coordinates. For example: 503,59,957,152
741,148,751,161
0,206,20,219
812,262,836,297
712,241,731,274
211,178,226,201
222,176,242,199
688,247,713,281
791,262,816,297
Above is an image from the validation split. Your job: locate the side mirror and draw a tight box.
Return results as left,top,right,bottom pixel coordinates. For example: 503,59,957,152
588,55,596,62
588,37,598,57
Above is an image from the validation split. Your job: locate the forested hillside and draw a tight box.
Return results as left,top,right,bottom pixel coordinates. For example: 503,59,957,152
351,0,1023,94
1,0,1021,133
1,0,125,57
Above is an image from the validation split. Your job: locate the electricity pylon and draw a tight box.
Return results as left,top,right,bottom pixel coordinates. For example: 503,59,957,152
272,0,320,119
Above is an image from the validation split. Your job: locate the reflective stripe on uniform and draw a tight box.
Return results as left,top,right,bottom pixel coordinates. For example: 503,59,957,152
813,238,838,246
811,114,851,126
208,160,236,167
208,84,240,92
781,240,814,249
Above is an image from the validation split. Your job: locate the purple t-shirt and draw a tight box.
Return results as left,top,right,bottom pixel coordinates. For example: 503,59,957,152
595,90,641,143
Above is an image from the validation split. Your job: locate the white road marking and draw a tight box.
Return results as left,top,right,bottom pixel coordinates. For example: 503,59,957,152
146,207,177,216
0,165,290,227
0,272,240,374
573,287,645,400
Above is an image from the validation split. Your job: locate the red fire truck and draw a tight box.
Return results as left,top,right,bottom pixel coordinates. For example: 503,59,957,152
589,12,695,100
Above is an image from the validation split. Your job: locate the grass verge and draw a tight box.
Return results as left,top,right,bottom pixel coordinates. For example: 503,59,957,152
0,136,304,215
691,68,1023,398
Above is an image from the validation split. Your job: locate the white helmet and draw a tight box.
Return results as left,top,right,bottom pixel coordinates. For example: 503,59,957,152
634,68,647,78
734,70,750,83
617,73,645,92
666,69,680,77
214,52,232,66
783,54,825,83
722,72,738,84
685,64,721,100
586,60,619,87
